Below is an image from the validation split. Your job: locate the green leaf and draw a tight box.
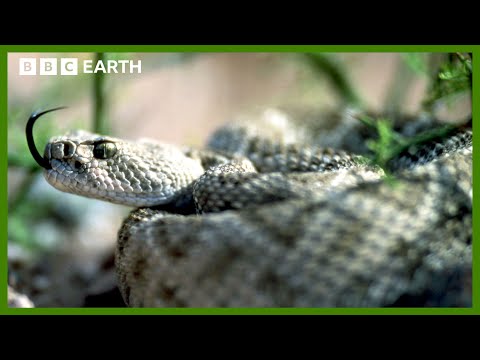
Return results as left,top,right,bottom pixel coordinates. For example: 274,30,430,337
424,53,472,109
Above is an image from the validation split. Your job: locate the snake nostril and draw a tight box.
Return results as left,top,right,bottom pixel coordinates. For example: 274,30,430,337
63,143,71,157
74,161,82,169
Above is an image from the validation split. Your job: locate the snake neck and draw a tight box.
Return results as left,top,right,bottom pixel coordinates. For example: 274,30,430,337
150,185,197,215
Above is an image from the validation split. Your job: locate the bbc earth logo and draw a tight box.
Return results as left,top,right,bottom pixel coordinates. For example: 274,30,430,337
19,58,142,75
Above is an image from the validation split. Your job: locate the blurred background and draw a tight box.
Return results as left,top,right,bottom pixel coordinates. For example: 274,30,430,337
7,52,472,307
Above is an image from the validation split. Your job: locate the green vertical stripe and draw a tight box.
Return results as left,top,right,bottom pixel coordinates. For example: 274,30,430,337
1,49,7,312
472,48,478,310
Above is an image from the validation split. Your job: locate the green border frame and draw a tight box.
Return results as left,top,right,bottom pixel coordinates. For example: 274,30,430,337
1,45,477,315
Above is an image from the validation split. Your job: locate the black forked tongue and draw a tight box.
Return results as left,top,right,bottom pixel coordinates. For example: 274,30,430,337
26,106,67,170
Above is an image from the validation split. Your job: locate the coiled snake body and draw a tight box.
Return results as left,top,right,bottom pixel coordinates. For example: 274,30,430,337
27,108,472,307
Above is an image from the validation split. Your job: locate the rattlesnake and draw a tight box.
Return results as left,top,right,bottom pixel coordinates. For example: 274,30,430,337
26,107,472,307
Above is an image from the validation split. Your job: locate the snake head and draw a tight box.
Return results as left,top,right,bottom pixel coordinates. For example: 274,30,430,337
27,109,204,207
43,131,205,207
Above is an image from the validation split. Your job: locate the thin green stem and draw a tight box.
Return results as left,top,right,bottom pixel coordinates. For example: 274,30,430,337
383,56,416,115
93,52,107,134
303,53,363,107
357,114,467,172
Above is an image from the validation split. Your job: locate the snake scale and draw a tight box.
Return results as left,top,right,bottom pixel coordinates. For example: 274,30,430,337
26,107,472,307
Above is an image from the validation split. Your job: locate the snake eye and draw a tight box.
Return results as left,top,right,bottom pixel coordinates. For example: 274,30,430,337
93,141,117,159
